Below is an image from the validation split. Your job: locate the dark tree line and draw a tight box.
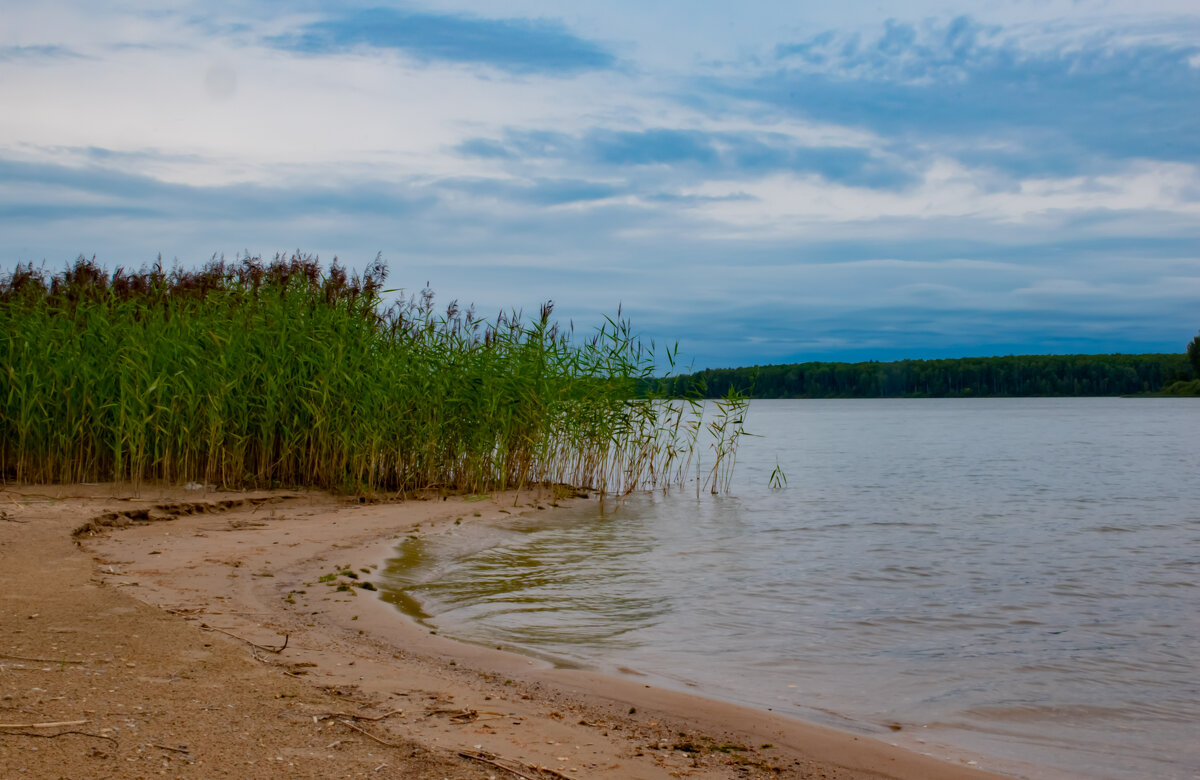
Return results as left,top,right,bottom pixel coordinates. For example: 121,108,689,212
661,353,1196,399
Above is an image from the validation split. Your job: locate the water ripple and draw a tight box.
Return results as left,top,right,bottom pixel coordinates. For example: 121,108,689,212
380,398,1200,780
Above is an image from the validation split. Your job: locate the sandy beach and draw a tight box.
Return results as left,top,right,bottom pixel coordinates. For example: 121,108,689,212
1,484,1011,779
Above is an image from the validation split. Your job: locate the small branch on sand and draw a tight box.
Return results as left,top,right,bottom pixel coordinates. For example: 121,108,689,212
458,751,536,780
199,623,288,653
0,719,90,729
457,749,579,780
313,709,403,723
149,742,190,754
529,764,578,780
1,729,117,745
427,707,504,723
337,719,399,748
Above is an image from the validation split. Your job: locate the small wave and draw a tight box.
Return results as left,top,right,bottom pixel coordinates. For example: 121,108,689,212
958,703,1129,724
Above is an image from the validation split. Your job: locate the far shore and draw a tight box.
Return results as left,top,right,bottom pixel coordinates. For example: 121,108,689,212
3,483,1022,779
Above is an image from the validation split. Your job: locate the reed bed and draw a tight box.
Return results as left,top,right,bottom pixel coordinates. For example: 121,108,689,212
0,254,715,495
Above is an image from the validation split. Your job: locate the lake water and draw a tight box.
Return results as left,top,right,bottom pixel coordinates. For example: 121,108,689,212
378,399,1200,780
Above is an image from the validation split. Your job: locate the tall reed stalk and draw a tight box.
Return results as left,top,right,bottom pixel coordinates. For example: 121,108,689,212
703,388,750,495
1,254,731,495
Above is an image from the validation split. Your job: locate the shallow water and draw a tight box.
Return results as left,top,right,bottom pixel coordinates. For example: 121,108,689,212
379,398,1200,780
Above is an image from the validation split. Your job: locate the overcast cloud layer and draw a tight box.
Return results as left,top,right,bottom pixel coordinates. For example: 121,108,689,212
2,1,1198,368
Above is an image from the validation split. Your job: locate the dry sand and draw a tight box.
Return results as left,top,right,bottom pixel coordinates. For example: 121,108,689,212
1,484,1013,779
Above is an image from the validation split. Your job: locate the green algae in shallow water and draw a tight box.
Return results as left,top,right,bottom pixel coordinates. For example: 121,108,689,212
377,537,433,620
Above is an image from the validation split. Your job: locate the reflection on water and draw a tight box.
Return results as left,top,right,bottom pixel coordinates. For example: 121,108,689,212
378,398,1200,780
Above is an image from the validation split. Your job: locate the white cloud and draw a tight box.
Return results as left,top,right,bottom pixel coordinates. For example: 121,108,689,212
3,1,1198,364
679,159,1200,238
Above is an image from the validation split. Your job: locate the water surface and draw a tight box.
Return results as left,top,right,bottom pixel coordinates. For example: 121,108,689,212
379,398,1200,779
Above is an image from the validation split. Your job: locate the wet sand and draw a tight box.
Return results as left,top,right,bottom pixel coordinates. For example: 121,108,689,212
2,484,1012,779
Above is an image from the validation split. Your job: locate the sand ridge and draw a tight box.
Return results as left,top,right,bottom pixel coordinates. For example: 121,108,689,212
2,484,1011,779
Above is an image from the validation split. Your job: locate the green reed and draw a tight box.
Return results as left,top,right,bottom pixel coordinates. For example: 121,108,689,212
1,254,726,495
702,387,750,495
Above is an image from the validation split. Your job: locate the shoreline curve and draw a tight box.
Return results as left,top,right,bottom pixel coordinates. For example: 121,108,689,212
9,483,1031,779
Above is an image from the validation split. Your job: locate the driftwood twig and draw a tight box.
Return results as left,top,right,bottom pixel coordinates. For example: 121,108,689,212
314,709,403,723
457,749,578,780
0,719,90,729
338,719,399,748
1,729,117,744
458,751,536,780
454,713,508,724
427,707,504,723
200,623,288,653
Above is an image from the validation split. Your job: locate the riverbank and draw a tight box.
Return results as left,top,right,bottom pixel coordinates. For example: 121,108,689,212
2,484,1010,779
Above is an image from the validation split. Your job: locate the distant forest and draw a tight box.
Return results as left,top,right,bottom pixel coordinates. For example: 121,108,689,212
660,353,1196,399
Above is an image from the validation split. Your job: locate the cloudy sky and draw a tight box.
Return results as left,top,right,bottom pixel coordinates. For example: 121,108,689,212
2,1,1198,368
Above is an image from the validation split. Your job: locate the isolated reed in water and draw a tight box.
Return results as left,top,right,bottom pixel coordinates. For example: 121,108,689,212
0,254,709,494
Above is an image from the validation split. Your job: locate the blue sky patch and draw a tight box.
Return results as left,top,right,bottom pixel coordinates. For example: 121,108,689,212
268,7,616,74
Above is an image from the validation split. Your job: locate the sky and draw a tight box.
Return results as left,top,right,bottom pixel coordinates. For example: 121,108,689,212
2,1,1198,370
